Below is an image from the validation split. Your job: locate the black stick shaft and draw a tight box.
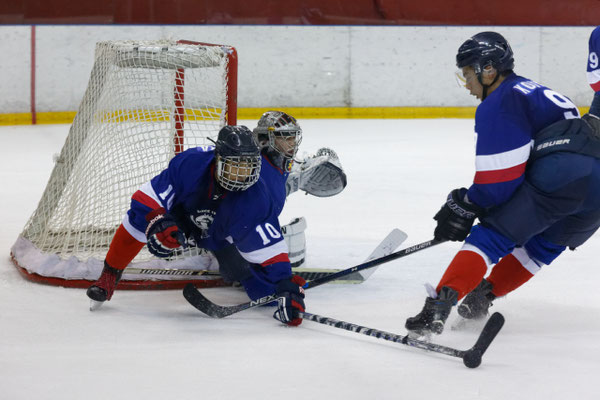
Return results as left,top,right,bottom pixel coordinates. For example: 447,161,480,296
305,239,443,289
299,311,465,359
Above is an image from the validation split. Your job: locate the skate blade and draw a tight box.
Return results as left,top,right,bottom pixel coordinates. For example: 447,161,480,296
89,299,105,311
407,330,432,342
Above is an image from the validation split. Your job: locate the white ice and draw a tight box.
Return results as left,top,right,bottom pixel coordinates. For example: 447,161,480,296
1,119,599,400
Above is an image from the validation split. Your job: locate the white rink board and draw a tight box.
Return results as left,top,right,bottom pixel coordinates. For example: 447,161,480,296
0,25,596,112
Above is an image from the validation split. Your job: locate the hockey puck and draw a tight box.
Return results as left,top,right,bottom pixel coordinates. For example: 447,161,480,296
462,349,482,368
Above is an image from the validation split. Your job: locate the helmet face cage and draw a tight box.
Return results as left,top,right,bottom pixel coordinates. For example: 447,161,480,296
268,129,302,160
215,154,262,191
254,111,302,160
213,125,262,191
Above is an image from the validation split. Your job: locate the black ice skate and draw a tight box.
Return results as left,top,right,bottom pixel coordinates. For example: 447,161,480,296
457,279,496,320
405,286,458,336
86,261,124,309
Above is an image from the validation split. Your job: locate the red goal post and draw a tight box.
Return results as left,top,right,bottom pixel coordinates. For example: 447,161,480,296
11,39,238,289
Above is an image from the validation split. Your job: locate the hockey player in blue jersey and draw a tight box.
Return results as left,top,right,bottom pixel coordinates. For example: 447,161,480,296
405,31,600,336
87,125,306,326
586,26,600,130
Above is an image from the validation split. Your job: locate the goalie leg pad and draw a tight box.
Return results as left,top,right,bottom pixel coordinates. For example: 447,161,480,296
282,217,307,268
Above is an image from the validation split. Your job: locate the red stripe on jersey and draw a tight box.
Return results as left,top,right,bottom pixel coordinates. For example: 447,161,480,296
132,190,161,209
260,253,291,267
591,80,600,92
473,162,527,184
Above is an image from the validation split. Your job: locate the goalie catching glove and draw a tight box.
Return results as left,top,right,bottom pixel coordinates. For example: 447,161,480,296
434,188,484,242
273,275,306,326
145,208,186,258
286,148,347,197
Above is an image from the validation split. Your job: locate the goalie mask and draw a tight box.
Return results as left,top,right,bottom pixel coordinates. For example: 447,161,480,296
253,111,303,163
214,125,262,192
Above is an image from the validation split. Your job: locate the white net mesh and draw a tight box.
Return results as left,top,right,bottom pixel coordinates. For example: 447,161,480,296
12,40,236,281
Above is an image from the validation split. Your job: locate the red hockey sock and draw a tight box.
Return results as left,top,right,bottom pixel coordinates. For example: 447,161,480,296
487,253,534,297
436,250,488,300
105,224,145,270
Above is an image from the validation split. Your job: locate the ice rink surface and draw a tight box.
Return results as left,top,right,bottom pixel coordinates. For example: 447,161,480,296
1,119,599,400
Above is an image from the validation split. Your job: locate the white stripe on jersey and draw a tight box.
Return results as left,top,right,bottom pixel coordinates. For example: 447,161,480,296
587,69,600,85
475,140,533,172
461,243,492,266
239,239,289,264
512,247,542,275
139,181,163,208
122,215,147,243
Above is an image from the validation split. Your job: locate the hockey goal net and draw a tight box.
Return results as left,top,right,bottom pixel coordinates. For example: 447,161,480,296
11,39,238,289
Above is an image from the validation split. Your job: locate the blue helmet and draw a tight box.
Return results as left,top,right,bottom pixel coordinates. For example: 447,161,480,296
214,125,262,191
456,31,514,75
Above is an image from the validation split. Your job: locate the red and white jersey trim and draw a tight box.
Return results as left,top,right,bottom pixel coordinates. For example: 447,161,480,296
587,70,600,92
474,140,532,184
461,243,491,266
239,239,289,265
124,181,164,242
122,215,147,243
512,247,542,275
132,181,162,210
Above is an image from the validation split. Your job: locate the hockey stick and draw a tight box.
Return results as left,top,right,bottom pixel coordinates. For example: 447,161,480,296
123,267,221,277
304,238,440,290
123,266,365,282
183,237,444,318
300,311,505,368
293,228,408,284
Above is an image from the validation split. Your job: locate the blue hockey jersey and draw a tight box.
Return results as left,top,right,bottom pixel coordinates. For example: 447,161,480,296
466,73,580,209
122,146,292,285
588,26,600,92
259,152,289,216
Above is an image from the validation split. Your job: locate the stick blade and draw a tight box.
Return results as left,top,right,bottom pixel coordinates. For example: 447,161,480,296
354,228,408,281
183,283,230,318
462,312,505,368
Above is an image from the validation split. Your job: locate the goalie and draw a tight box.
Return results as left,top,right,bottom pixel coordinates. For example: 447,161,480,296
253,111,347,269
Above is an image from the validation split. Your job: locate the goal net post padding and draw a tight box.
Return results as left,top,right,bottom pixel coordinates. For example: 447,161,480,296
11,39,238,289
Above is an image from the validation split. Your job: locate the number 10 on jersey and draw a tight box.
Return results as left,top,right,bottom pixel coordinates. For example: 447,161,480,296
256,223,282,245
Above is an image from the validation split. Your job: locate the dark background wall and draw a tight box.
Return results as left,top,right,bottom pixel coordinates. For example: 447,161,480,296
1,0,599,25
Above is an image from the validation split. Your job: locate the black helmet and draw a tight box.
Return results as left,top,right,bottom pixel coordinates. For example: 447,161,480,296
456,31,514,75
214,125,261,191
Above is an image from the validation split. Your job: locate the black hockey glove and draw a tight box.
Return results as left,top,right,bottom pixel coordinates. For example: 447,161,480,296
145,208,186,258
273,275,306,326
433,188,483,242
